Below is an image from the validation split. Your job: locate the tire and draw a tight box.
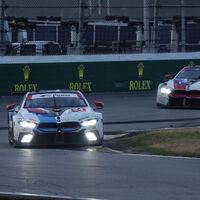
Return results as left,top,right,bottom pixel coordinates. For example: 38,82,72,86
13,139,20,148
156,103,166,109
96,135,104,146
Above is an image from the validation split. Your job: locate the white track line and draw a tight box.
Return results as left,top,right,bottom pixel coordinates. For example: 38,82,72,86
0,192,105,200
121,152,200,160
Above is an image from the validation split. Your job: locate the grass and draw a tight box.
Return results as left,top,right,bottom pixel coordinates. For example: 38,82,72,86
107,128,200,157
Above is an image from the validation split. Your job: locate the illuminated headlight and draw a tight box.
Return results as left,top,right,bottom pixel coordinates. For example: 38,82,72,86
161,87,172,94
81,119,97,127
19,121,36,129
85,132,97,141
21,134,33,143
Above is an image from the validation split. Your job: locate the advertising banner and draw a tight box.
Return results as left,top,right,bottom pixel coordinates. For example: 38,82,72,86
0,59,199,96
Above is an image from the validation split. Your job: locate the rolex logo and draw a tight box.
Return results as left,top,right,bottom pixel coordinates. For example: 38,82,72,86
188,61,195,66
78,64,85,80
137,62,144,78
23,65,30,82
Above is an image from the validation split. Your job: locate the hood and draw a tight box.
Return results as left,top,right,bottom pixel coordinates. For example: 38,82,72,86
20,107,95,123
168,79,200,91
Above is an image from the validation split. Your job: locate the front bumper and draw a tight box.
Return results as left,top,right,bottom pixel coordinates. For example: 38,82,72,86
169,96,200,107
16,130,102,147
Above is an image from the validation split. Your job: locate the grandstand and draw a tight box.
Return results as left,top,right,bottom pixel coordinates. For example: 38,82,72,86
0,0,200,55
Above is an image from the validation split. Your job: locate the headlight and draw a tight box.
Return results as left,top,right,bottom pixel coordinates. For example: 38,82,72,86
81,119,97,127
160,87,172,94
19,121,36,128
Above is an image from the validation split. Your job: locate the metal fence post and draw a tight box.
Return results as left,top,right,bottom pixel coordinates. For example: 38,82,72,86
144,0,150,53
153,0,158,53
78,0,86,52
181,0,186,52
0,0,6,55
170,24,178,52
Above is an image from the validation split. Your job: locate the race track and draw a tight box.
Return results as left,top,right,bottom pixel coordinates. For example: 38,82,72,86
0,92,200,200
1,91,200,132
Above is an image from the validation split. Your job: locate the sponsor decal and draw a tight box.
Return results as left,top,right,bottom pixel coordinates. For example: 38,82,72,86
69,64,93,92
78,64,85,80
23,65,30,81
129,63,152,91
129,80,151,90
137,62,144,78
30,93,77,99
174,80,186,90
13,65,38,93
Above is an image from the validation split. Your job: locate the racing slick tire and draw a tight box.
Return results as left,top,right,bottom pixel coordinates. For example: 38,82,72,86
156,103,166,108
96,135,104,146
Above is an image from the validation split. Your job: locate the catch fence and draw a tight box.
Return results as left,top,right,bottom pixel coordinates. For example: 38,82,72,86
0,0,200,56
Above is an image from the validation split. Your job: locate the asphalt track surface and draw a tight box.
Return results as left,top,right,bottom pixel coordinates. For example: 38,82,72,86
0,92,200,200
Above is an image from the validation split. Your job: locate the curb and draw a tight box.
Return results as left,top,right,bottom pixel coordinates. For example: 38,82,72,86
0,192,105,200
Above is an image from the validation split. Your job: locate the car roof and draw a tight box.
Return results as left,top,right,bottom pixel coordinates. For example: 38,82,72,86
184,65,200,70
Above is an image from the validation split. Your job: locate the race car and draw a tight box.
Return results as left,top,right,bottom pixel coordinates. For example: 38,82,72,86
6,90,104,147
156,65,200,107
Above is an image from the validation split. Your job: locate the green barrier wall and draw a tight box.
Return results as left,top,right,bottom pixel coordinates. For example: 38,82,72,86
0,59,199,96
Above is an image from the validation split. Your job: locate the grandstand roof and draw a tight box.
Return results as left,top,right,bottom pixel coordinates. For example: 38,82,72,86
4,0,200,21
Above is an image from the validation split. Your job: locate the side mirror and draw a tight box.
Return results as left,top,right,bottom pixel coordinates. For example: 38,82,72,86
165,74,173,80
6,104,16,111
94,101,104,110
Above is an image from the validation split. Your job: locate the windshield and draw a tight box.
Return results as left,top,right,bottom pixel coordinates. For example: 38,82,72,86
176,68,200,80
24,93,87,108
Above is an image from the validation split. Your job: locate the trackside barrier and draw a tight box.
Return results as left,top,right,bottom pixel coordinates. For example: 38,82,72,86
0,54,200,96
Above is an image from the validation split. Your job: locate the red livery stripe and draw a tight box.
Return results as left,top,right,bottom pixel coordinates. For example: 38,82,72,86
27,108,48,114
26,95,32,100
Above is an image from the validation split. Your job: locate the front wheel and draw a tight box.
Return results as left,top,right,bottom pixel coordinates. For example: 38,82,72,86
96,135,104,146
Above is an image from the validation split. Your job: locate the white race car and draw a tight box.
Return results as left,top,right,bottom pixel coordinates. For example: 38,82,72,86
156,66,200,107
6,90,104,147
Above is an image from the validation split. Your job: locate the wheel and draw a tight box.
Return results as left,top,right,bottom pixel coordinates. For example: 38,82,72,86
96,135,104,146
156,103,166,109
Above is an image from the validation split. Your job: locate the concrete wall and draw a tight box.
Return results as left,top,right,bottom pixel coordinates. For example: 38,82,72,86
0,52,200,96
